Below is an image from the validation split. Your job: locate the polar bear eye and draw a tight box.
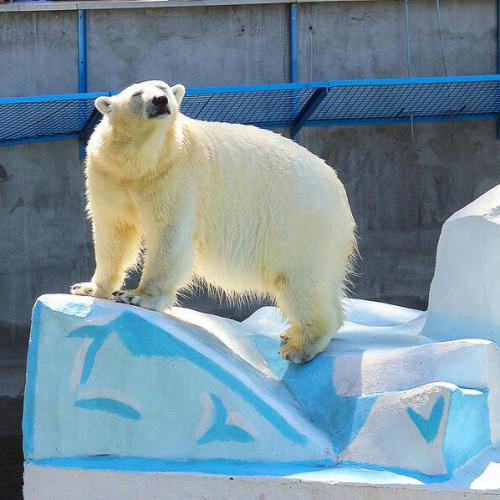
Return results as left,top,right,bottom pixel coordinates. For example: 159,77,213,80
132,91,143,97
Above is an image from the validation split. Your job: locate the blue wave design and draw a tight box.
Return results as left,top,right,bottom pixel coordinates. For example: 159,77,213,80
67,312,307,444
198,394,254,445
75,398,141,420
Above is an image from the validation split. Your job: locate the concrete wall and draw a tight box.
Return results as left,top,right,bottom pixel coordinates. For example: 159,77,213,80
1,0,500,431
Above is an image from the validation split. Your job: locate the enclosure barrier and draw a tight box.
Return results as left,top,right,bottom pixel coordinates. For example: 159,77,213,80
1,74,500,149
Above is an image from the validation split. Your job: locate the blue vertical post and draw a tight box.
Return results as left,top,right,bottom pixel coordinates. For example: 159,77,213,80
290,3,299,141
78,10,88,93
497,0,500,139
78,9,88,157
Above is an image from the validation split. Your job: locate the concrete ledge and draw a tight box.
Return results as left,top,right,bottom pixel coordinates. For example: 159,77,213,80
0,0,397,13
23,461,500,499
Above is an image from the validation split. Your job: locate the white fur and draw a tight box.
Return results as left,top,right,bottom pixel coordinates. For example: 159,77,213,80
71,80,357,363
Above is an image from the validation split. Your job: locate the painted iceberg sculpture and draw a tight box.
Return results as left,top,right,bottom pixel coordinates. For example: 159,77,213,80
23,185,500,496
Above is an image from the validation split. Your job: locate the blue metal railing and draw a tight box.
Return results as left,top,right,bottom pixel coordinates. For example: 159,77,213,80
1,75,500,147
0,92,108,147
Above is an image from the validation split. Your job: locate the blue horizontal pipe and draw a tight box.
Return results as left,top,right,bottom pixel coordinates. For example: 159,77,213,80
1,113,497,148
0,92,109,105
184,74,500,95
185,81,327,95
2,73,500,105
0,134,81,147
250,121,293,129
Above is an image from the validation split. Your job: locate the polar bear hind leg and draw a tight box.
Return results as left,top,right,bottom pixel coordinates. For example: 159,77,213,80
273,267,346,363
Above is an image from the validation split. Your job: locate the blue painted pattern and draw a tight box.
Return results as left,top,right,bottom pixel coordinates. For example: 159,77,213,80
75,398,141,420
23,296,493,477
407,396,445,443
198,394,254,445
65,310,307,445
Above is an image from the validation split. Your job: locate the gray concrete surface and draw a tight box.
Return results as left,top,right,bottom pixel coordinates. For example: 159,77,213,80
0,12,78,97
301,119,500,306
1,0,500,432
87,5,290,89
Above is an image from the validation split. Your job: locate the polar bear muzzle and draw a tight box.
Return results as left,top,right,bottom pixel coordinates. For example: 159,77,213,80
148,95,170,119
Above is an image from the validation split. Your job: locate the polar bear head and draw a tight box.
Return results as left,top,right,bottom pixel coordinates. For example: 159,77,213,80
95,80,186,134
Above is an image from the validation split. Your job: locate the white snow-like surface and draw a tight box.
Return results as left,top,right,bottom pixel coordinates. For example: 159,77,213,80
23,185,500,496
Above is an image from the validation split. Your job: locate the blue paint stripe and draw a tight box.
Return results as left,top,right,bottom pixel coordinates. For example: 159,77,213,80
24,457,454,483
25,457,337,475
79,337,106,385
75,398,141,420
117,313,308,444
197,394,254,445
26,308,307,449
407,396,445,443
155,332,308,444
23,302,43,458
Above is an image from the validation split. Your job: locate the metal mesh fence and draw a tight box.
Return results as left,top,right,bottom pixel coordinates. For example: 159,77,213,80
1,77,499,146
0,96,101,144
182,87,316,126
310,79,500,123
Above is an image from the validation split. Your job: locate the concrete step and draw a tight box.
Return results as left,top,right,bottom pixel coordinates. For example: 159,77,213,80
341,382,489,476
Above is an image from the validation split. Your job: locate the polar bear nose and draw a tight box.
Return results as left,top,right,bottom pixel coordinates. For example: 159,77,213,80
152,95,168,108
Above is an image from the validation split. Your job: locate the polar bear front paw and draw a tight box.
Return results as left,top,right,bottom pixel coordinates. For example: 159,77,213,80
112,290,167,312
70,282,98,297
70,282,112,299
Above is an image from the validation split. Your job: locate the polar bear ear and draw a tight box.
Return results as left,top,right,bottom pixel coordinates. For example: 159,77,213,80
95,96,113,115
171,84,186,106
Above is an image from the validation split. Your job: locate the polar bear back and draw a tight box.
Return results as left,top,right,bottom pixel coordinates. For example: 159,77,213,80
179,117,355,292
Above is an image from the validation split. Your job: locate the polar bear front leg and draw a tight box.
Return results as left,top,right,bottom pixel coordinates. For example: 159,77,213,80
71,221,141,299
113,218,195,312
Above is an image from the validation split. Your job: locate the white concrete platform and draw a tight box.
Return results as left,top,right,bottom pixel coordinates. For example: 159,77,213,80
24,446,500,499
22,294,500,498
23,185,500,498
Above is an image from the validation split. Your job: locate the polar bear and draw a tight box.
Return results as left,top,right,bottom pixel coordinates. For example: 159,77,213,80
71,80,356,363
